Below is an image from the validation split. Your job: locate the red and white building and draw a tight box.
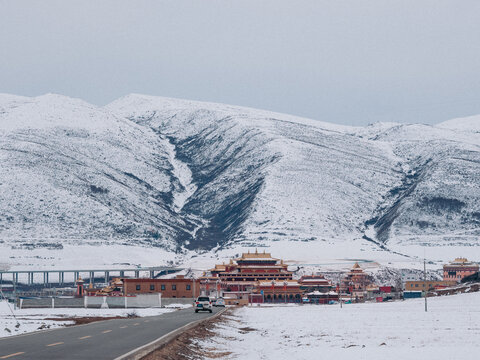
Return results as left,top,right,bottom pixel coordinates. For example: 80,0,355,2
299,274,334,293
200,250,297,304
340,262,372,301
443,258,479,282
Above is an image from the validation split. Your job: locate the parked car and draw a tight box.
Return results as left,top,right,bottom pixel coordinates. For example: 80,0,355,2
194,296,213,313
214,297,225,307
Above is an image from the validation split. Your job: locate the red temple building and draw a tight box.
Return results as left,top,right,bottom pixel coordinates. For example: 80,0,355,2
253,279,303,303
299,274,334,293
443,258,479,282
201,249,295,304
340,262,373,301
304,290,339,304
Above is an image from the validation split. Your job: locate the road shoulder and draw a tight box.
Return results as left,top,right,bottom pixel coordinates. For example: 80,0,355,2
116,308,227,360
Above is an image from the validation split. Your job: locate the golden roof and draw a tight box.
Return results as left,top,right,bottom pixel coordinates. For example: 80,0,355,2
236,249,277,260
352,262,361,269
447,257,478,266
211,264,226,271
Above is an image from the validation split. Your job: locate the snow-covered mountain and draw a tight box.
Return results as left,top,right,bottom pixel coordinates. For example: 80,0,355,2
0,93,479,268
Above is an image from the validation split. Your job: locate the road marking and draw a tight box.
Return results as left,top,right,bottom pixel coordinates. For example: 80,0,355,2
101,330,112,334
0,352,25,359
133,323,140,326
79,336,91,340
144,320,150,323
46,342,64,347
120,325,128,329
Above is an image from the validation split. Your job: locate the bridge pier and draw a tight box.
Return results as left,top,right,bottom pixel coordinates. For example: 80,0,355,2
0,267,181,288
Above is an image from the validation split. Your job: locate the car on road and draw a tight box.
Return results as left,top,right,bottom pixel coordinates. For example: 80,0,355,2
214,297,225,307
194,296,213,313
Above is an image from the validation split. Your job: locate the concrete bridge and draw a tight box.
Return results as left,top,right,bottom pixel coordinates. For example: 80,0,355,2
0,266,182,287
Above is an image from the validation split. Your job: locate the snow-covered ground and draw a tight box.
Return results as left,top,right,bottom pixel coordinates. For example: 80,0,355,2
0,300,182,338
199,292,480,359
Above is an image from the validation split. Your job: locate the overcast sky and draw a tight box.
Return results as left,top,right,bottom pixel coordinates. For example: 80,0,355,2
1,0,479,126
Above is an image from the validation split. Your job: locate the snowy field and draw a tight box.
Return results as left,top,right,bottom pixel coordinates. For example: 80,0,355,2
0,301,187,338
199,292,480,360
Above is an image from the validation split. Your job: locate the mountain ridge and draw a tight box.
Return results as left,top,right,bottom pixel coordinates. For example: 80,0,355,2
0,93,479,267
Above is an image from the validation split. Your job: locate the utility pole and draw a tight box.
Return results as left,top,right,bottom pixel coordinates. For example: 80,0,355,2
192,276,196,299
271,280,275,303
424,257,428,312
13,274,17,310
338,283,342,308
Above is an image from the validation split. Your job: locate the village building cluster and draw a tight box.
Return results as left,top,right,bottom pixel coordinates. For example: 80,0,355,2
404,257,479,298
77,252,478,305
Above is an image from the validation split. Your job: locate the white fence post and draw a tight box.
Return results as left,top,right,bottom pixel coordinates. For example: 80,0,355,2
101,296,109,309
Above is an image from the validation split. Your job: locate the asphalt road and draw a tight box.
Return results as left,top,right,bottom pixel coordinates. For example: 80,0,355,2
0,307,223,360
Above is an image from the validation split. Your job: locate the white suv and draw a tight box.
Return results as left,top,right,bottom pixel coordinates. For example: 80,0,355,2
194,296,213,313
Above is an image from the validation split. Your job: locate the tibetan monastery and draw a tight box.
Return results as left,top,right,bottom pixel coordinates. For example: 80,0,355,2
299,274,334,293
443,258,479,282
200,249,295,304
340,262,372,301
209,249,293,283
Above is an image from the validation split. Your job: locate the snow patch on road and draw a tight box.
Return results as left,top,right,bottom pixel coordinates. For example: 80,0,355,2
0,300,176,338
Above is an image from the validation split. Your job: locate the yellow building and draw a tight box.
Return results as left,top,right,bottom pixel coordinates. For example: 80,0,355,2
404,280,456,292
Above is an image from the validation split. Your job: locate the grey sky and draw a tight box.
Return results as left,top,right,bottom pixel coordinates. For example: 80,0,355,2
1,0,480,126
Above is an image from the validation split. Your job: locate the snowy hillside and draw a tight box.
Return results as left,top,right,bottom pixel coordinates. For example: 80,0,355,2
0,94,201,253
437,115,480,132
0,93,479,268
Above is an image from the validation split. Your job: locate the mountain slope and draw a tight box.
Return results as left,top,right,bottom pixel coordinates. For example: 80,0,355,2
362,123,480,252
0,93,478,267
106,95,403,250
0,94,200,251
